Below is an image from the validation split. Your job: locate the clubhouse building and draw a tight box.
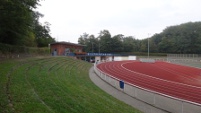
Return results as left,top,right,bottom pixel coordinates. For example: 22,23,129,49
50,41,86,56
49,41,136,62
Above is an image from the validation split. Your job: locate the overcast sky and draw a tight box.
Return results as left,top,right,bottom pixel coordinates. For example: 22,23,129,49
37,0,201,43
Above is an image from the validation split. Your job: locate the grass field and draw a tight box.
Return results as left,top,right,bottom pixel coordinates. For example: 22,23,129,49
0,57,141,113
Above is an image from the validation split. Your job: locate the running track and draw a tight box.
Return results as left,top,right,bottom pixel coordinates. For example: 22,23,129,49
97,60,201,104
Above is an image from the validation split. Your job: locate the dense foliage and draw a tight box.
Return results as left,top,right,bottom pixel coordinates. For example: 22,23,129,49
0,43,50,57
78,22,201,54
152,22,201,53
78,30,141,53
0,0,55,47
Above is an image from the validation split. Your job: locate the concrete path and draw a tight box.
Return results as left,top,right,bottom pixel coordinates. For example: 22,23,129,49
89,67,169,113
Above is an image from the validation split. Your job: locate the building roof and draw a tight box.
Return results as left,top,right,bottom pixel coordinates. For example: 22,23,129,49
50,41,85,47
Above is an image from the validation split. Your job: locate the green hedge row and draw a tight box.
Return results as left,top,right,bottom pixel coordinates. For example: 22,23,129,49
0,43,50,55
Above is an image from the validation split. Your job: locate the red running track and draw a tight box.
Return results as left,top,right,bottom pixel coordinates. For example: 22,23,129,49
97,60,201,104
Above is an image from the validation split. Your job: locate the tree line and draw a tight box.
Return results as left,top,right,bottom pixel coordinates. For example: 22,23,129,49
78,22,201,54
0,0,55,47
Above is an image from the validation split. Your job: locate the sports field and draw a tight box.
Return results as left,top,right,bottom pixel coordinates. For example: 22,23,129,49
97,60,201,104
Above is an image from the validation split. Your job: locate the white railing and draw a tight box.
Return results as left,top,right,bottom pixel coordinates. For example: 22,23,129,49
94,63,201,113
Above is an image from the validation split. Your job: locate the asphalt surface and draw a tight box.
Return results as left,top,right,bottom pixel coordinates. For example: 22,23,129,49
89,66,169,113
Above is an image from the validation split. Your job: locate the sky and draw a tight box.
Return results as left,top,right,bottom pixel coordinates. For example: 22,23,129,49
37,0,201,43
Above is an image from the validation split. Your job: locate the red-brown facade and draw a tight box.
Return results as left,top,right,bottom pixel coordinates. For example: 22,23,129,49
50,42,85,56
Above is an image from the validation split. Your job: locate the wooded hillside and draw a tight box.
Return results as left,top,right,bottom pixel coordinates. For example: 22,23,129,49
151,22,201,53
78,22,201,54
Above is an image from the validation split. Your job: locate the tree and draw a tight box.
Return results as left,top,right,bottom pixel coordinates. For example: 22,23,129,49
122,36,134,52
78,33,90,52
111,34,123,52
158,36,173,53
0,0,40,46
34,21,55,47
98,30,112,53
78,33,99,52
139,39,147,52
150,22,201,53
78,32,89,45
77,22,201,54
0,0,55,47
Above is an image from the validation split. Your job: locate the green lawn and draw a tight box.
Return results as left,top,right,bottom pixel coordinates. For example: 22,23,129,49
0,57,141,113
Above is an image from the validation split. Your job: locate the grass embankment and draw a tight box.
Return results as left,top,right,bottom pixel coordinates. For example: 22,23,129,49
0,57,141,113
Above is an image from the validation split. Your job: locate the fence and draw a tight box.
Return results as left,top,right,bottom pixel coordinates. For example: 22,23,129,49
167,54,201,68
167,54,201,61
94,63,201,113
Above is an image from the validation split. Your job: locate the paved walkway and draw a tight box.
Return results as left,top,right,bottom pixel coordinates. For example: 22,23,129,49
89,67,169,113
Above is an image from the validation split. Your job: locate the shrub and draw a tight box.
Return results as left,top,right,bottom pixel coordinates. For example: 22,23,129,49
0,43,50,58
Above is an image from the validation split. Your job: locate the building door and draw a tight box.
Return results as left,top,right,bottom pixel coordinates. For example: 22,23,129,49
53,49,57,56
65,48,70,56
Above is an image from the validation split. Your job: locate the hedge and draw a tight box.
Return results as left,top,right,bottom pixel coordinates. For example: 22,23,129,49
0,43,50,58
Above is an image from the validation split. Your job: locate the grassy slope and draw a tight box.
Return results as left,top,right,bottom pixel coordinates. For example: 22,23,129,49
0,57,141,113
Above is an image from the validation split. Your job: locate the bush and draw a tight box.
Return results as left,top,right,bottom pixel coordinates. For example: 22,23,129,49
0,43,50,58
